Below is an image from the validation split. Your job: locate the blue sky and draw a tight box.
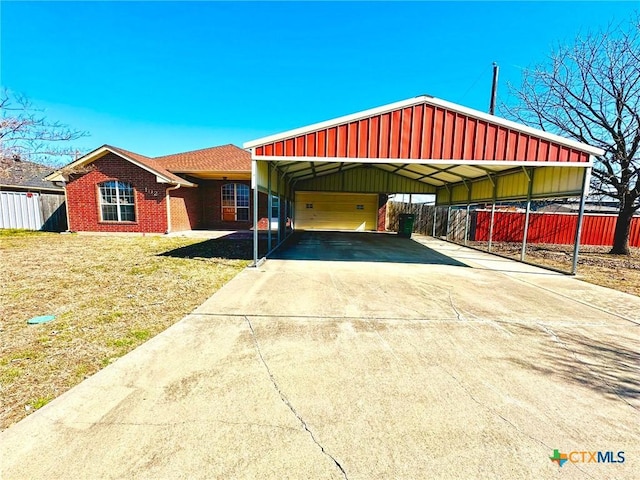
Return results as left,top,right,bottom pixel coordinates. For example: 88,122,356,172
1,1,637,159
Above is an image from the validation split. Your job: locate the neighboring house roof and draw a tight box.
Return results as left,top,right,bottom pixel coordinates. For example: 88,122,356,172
0,156,64,192
154,144,251,172
45,144,251,185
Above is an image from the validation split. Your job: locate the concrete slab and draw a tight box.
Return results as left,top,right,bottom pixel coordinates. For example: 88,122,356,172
271,231,467,265
2,233,639,479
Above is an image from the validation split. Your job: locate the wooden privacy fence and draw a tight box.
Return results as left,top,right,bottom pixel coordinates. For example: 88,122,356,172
387,202,640,247
387,202,463,239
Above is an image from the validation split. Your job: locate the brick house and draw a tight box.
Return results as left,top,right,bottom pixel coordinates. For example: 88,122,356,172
46,144,269,233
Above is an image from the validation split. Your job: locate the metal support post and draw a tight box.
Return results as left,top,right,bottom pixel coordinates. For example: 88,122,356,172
520,200,531,261
489,173,497,252
252,159,258,266
432,205,437,237
520,168,534,262
464,204,470,246
267,163,272,252
488,201,496,252
277,171,283,245
446,205,452,240
572,167,591,274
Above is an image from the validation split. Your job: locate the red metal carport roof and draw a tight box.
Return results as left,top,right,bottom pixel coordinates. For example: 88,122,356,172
244,95,603,189
246,95,602,162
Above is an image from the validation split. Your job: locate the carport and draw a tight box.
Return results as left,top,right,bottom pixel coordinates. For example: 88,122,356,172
244,96,604,272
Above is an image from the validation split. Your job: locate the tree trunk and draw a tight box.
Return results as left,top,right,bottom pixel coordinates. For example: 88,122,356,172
610,205,634,255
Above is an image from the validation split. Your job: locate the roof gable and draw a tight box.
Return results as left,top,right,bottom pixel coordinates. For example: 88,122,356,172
245,95,604,161
105,145,195,185
45,145,196,186
46,144,251,184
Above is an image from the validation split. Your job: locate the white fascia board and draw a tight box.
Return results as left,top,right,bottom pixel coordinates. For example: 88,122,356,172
170,170,250,175
155,176,196,187
43,145,112,181
423,96,605,156
49,145,113,174
44,145,195,187
43,172,67,182
244,95,605,157
243,97,425,148
251,159,257,189
0,183,64,192
253,155,594,168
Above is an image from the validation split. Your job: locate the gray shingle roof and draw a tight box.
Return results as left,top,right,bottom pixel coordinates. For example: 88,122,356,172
0,156,63,191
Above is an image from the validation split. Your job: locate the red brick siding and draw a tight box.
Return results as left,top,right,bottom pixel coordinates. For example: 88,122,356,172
199,180,226,227
66,153,168,233
169,187,201,231
199,180,268,229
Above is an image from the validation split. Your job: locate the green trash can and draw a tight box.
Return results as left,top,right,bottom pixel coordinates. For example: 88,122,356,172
398,213,415,238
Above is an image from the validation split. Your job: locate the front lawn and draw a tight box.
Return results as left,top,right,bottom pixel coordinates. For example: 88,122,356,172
0,231,250,429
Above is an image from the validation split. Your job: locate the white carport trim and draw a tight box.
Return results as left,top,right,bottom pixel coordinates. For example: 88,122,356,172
254,155,594,168
244,95,605,157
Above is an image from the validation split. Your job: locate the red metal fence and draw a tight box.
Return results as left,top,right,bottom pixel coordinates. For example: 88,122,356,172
473,211,640,247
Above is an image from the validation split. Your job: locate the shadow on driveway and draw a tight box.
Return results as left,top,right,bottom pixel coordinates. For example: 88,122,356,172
160,232,267,261
270,231,469,266
505,324,640,404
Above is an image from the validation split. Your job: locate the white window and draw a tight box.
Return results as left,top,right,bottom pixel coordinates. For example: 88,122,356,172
222,183,250,221
99,180,135,222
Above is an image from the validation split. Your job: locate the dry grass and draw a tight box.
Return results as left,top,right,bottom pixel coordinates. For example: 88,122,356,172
468,241,640,296
0,230,250,430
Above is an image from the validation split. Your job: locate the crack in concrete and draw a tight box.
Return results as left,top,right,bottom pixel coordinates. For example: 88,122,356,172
245,316,348,480
192,312,614,328
448,290,466,322
57,419,301,432
538,323,638,411
423,284,515,337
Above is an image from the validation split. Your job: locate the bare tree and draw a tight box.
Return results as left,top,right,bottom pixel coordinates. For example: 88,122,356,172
0,89,89,167
505,17,640,254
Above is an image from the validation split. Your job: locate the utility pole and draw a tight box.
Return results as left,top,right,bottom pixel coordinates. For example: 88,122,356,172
489,62,499,115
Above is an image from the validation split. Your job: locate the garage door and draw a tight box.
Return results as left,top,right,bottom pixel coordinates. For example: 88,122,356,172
294,191,378,231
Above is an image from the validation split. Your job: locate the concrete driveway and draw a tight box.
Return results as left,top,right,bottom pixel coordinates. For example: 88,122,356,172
2,233,639,479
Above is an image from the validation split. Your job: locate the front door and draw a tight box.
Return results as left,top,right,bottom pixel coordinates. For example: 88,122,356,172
222,207,236,222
